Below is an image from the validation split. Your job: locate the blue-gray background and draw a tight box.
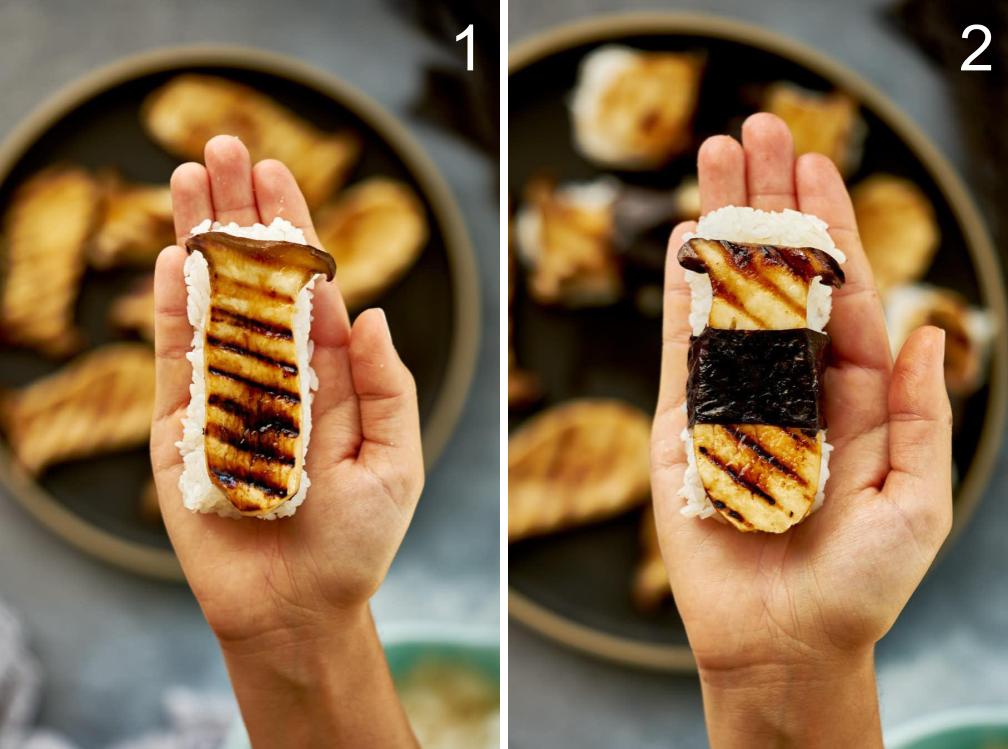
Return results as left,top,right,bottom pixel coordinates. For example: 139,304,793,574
509,0,1007,747
0,1,499,746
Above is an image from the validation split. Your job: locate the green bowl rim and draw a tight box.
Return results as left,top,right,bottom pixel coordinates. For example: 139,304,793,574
886,706,1008,747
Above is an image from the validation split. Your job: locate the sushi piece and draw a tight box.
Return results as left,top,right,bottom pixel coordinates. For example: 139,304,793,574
514,177,621,307
508,399,651,541
507,323,541,409
0,167,99,356
677,207,846,533
885,284,995,397
632,507,671,613
764,83,864,176
178,218,336,519
143,75,360,208
109,275,155,342
515,176,697,308
615,179,701,239
314,178,428,310
89,178,174,269
671,176,700,221
0,343,155,475
506,240,541,409
508,311,541,409
570,46,704,169
852,175,939,294
507,360,541,409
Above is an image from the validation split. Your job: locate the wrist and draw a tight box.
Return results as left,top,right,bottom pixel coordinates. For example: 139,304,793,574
698,647,882,749
217,601,370,688
216,599,371,652
219,603,417,748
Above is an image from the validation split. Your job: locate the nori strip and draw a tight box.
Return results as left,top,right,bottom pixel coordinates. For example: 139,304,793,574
687,328,830,430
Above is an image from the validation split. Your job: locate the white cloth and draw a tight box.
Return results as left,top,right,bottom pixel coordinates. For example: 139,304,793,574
0,595,237,749
106,689,237,749
0,595,46,749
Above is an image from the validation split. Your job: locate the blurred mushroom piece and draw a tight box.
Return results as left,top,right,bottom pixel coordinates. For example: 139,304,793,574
504,235,544,407
90,178,174,269
506,239,541,409
852,174,940,294
507,357,542,410
143,74,360,207
763,83,864,176
514,177,621,307
632,506,671,613
0,167,99,357
508,319,541,410
571,46,704,169
315,178,429,310
615,177,700,235
885,284,995,397
0,344,155,475
109,274,155,342
508,399,652,541
670,176,700,221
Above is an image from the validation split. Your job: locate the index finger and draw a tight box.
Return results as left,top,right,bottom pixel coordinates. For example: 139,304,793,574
652,219,719,555
698,135,747,215
170,162,213,245
655,220,696,427
152,245,192,423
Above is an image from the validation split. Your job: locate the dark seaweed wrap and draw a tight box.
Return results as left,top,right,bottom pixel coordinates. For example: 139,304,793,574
687,328,830,430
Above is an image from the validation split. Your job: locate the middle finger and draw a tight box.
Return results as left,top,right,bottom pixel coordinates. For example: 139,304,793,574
742,112,797,212
204,135,260,227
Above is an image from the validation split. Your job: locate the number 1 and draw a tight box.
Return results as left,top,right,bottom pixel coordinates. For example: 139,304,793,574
456,24,474,71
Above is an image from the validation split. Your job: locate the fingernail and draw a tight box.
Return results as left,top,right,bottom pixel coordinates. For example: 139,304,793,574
931,326,946,374
930,325,946,349
374,308,392,342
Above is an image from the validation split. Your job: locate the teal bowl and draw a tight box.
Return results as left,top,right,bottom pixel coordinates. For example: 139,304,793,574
886,707,1008,749
221,623,499,749
382,622,500,683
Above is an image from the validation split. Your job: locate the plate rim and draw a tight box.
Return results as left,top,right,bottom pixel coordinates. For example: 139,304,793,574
508,10,1008,672
0,44,481,581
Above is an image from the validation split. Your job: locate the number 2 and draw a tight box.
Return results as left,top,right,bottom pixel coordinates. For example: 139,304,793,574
456,24,474,72
961,24,992,71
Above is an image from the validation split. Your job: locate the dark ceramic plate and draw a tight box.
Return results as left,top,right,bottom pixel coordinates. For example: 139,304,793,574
0,47,478,580
508,14,1007,670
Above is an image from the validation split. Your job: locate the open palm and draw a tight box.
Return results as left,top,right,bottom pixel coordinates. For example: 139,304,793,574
651,114,953,671
150,135,423,646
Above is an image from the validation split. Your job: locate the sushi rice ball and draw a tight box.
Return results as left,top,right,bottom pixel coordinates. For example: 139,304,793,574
570,46,704,170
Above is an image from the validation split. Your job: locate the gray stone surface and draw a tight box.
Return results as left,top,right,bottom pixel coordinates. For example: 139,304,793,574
0,1,499,747
509,0,1008,747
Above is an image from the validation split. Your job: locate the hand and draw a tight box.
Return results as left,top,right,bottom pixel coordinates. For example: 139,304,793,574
150,135,423,748
651,114,952,746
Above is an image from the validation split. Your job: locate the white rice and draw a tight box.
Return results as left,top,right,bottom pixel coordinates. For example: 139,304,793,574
570,45,643,167
177,217,318,519
679,207,843,523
